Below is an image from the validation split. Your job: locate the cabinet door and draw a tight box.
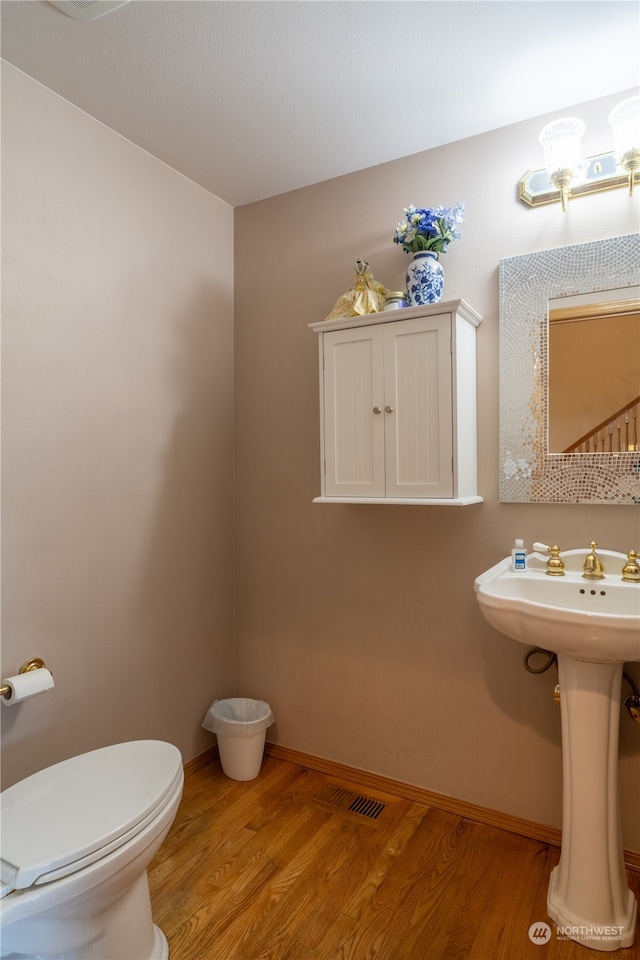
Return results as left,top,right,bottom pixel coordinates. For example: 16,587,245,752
383,314,453,498
323,326,385,497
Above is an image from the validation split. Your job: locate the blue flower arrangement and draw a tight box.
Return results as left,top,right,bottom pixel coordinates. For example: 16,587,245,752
393,203,465,256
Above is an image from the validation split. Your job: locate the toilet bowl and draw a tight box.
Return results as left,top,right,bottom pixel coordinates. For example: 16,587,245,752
0,740,183,960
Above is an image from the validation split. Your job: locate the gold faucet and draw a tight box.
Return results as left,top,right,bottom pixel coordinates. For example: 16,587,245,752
621,550,640,582
583,541,605,580
545,545,565,576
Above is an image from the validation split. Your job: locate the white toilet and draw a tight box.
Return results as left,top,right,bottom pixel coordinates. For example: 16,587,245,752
0,740,183,960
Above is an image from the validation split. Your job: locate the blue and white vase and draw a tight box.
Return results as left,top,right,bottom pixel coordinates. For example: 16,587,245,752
405,250,444,305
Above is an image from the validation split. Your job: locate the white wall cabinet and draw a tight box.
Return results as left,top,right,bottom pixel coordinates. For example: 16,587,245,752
309,300,483,504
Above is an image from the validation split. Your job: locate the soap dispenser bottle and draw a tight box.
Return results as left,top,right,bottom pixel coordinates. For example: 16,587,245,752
512,539,527,571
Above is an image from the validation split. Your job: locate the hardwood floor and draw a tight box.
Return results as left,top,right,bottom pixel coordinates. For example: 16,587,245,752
148,755,640,960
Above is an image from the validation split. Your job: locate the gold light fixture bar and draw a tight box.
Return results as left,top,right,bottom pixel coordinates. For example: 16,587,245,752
519,150,639,208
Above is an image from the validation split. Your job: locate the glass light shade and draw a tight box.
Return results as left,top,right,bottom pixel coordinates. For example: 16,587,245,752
608,96,640,160
539,117,585,177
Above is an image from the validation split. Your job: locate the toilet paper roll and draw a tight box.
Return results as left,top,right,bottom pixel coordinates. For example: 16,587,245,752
1,668,55,705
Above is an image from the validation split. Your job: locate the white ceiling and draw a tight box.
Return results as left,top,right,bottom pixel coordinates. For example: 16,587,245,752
2,0,639,206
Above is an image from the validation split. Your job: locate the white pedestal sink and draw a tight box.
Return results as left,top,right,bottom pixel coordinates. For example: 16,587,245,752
475,548,640,952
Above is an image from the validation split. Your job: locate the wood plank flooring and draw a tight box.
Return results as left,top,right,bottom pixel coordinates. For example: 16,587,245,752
148,755,640,960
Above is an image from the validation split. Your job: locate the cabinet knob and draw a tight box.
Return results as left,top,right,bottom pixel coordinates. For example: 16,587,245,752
373,406,382,414
385,405,394,413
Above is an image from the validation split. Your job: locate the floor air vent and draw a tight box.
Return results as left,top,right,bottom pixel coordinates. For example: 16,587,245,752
348,795,386,819
315,785,386,820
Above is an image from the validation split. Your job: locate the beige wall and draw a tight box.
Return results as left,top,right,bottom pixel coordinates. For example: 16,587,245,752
1,62,235,785
234,89,640,849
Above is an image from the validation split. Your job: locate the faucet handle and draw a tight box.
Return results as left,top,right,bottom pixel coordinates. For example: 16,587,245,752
545,545,565,577
534,543,565,576
621,550,640,582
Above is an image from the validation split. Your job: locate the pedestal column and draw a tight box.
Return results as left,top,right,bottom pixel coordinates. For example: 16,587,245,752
547,656,637,951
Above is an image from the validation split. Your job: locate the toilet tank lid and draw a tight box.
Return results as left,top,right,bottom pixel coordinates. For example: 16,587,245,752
0,740,183,894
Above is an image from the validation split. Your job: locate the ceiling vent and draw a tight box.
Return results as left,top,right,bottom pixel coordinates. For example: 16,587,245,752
49,0,129,21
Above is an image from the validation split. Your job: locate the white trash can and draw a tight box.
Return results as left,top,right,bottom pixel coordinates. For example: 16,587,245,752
202,698,274,781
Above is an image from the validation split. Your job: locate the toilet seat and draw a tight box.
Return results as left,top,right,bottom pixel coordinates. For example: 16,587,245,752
0,740,183,897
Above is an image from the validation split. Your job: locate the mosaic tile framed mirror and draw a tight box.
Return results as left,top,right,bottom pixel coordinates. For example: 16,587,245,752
499,234,640,504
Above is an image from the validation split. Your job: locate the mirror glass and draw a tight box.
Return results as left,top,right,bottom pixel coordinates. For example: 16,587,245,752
499,234,640,504
548,290,639,454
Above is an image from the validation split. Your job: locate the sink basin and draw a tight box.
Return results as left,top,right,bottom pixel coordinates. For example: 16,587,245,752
474,548,640,663
474,546,639,951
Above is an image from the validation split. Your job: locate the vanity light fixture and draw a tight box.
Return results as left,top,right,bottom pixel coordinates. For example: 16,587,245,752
609,96,640,196
538,117,585,212
519,95,640,210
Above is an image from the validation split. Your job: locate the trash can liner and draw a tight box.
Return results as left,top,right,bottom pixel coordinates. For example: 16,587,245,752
202,698,274,737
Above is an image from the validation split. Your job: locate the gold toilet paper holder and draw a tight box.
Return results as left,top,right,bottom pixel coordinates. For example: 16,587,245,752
1,658,49,698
